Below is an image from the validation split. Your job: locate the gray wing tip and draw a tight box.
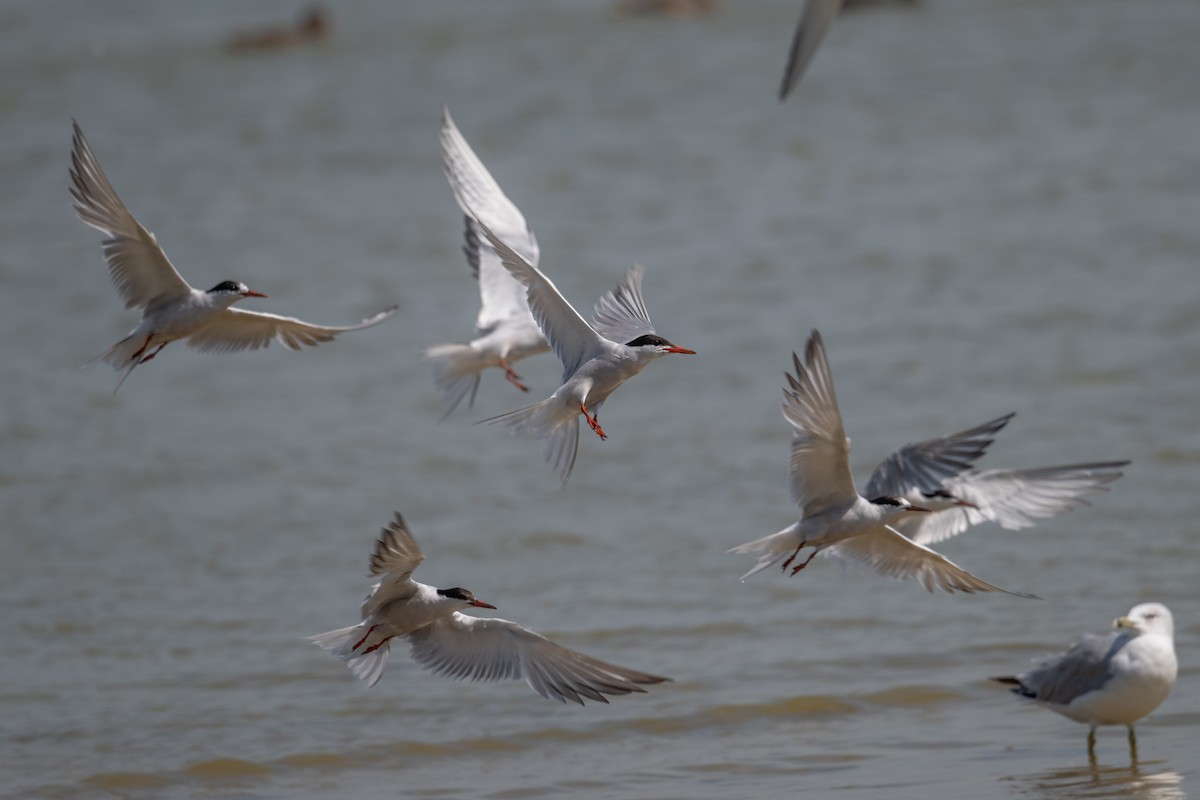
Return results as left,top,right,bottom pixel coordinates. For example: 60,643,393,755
342,305,399,331
778,71,797,101
635,673,673,685
370,304,399,321
367,512,421,576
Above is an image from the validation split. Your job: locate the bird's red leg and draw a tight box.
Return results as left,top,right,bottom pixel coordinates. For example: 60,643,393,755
129,335,154,362
499,358,529,392
352,624,378,651
362,635,393,655
780,542,806,572
139,343,168,364
789,550,819,576
581,404,606,440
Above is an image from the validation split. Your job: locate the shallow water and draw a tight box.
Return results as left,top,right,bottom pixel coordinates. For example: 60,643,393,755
1,1,1198,798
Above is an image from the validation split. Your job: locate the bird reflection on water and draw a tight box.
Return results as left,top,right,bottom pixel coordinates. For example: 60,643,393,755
1002,762,1184,800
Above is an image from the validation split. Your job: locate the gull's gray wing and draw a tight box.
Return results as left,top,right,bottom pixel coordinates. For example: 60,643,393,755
864,413,1016,500
1009,631,1126,706
184,306,396,354
406,613,671,705
589,264,656,344
69,120,193,309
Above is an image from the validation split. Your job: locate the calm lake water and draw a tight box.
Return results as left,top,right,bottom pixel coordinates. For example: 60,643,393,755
2,1,1198,798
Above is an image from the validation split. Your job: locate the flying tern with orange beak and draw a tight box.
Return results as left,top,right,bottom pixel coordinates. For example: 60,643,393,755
729,330,1035,596
69,120,395,393
308,513,671,704
478,225,695,485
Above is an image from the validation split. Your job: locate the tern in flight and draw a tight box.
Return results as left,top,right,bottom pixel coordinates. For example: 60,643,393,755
69,120,395,393
729,330,1034,596
864,412,1129,546
308,513,672,704
478,225,695,485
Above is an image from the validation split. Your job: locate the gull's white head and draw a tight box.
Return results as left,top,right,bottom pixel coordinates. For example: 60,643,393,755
1115,603,1174,639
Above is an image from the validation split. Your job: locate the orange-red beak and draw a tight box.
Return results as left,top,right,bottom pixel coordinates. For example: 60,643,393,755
665,346,696,355
470,600,497,610
244,290,269,298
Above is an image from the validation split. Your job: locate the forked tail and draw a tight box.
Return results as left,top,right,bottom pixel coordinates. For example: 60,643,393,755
424,343,485,417
306,624,392,687
726,523,804,580
87,333,150,395
480,397,581,486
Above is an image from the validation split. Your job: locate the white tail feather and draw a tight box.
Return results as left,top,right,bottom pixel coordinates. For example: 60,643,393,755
87,333,152,395
727,523,803,580
481,398,580,485
306,624,393,688
424,343,486,417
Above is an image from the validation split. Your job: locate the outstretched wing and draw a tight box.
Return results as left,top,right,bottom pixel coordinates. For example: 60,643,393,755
406,613,671,705
864,413,1015,500
361,512,425,618
823,525,1037,597
782,330,858,517
590,264,656,344
184,306,396,354
943,460,1130,532
480,225,605,382
440,108,540,336
69,120,193,309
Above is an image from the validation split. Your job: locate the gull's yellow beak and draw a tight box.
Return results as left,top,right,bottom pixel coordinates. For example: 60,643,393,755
1113,615,1135,629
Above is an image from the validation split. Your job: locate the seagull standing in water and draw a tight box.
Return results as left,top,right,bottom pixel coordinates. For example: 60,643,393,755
478,225,695,485
69,121,396,393
993,603,1177,759
863,413,1129,546
307,513,671,704
729,330,1033,596
425,107,554,415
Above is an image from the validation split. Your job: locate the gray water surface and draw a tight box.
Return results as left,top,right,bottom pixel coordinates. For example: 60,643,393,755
2,1,1198,798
